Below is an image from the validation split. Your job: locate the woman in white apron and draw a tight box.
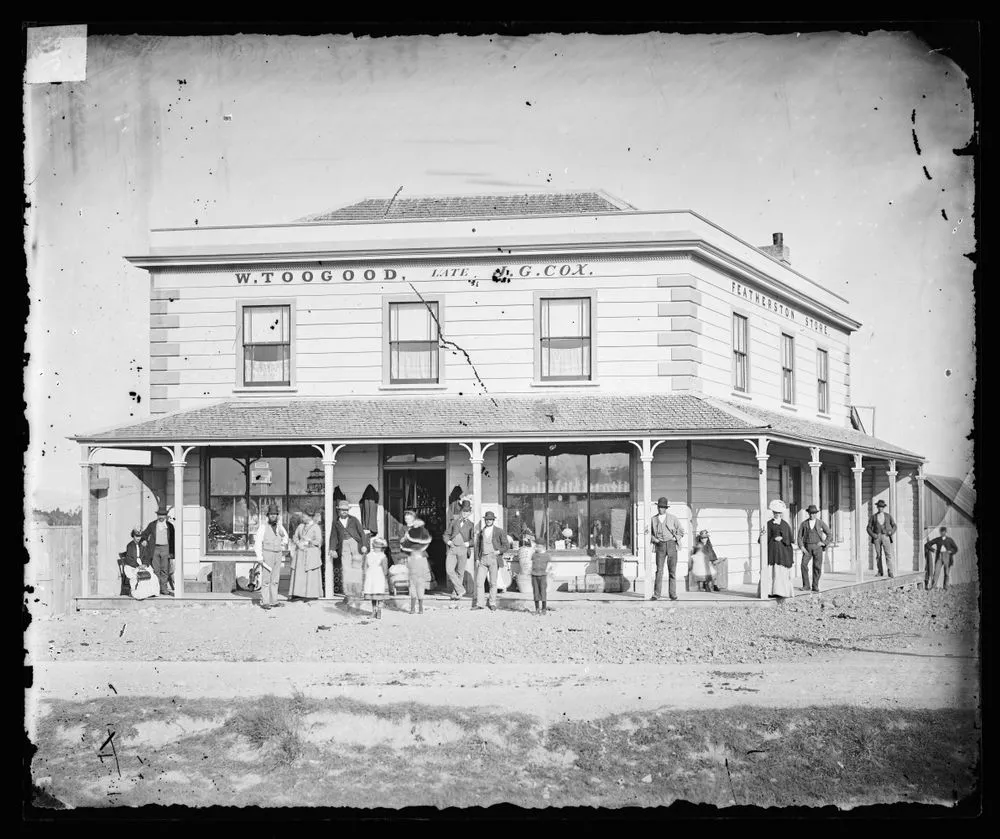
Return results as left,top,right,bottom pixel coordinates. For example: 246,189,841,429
122,528,159,600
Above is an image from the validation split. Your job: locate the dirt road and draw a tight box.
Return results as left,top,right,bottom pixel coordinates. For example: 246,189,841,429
30,636,978,727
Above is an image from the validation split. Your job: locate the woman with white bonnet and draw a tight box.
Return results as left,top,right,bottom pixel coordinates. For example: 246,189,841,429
762,499,795,599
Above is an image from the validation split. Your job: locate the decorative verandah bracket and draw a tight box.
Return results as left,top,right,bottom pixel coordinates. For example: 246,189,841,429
310,443,347,600
627,439,667,601
743,436,771,600
458,441,496,532
851,453,865,583
886,458,898,522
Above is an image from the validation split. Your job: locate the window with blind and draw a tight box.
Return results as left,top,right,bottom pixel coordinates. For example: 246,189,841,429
817,348,830,413
539,297,592,381
781,333,795,404
242,305,291,386
733,314,749,392
388,301,440,384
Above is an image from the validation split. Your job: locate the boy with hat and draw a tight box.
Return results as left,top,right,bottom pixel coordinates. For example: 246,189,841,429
866,499,897,578
796,504,831,592
473,510,508,611
140,506,175,596
649,497,685,601
444,499,474,600
253,503,289,610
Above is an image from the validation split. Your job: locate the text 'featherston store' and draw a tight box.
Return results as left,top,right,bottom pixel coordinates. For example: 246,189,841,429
72,190,927,601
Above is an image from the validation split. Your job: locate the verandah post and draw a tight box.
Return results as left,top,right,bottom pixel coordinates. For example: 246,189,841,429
315,442,345,600
852,454,865,583
746,436,771,599
79,446,92,597
640,439,654,600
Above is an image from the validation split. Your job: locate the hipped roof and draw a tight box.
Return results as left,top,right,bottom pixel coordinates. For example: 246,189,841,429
74,393,922,462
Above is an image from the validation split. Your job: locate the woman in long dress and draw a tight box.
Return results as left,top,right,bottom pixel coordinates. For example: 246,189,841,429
289,506,323,600
764,500,795,599
122,528,159,601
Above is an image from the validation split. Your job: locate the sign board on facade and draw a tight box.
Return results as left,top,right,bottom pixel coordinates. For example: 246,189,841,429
730,280,831,335
233,262,592,286
91,448,153,466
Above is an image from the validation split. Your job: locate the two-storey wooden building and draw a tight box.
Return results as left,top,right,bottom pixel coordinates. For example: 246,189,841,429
73,191,926,600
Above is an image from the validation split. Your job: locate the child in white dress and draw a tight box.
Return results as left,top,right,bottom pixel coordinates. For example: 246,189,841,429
362,537,389,619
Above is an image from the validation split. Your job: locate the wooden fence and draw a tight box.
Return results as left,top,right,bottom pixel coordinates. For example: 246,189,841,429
26,524,82,618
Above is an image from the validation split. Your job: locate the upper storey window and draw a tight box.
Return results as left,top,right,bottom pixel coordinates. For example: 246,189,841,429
242,305,291,387
732,314,749,393
781,333,796,404
539,296,592,381
388,301,440,385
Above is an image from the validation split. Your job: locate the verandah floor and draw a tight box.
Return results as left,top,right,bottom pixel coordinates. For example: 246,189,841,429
73,570,924,610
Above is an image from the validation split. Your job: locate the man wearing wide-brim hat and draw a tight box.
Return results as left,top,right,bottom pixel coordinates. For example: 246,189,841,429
865,499,897,578
649,496,685,601
332,499,369,600
796,504,832,592
140,505,175,596
253,503,289,610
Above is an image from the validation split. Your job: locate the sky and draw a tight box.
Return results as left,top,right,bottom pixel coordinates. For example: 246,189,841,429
24,29,976,511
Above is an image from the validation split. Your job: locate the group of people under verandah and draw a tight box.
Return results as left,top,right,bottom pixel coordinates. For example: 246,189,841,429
119,481,958,605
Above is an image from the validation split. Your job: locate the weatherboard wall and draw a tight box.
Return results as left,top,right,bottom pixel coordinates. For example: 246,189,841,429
146,254,852,436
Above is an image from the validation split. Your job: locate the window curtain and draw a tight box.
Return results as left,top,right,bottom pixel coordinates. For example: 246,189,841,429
390,302,438,381
542,298,590,378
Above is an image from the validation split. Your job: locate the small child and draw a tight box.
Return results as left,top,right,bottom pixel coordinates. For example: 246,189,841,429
363,537,389,619
530,541,552,615
691,530,721,592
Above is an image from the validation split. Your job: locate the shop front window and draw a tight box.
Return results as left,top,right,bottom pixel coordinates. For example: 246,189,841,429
207,453,324,552
503,445,633,553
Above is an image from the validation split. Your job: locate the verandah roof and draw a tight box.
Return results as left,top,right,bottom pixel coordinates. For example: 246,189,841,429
73,393,922,462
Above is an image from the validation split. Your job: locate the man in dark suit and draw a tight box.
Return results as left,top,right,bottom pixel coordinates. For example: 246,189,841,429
796,504,832,592
140,506,175,595
473,511,511,611
865,499,897,578
925,526,960,591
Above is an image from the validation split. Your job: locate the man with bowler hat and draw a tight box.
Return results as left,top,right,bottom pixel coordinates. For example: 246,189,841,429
649,497,685,601
796,504,831,592
445,499,474,600
140,506,175,596
473,510,508,611
866,499,897,578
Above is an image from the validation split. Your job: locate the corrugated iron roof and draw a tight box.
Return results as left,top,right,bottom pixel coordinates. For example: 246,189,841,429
77,393,743,442
298,191,629,223
713,399,922,460
74,392,922,462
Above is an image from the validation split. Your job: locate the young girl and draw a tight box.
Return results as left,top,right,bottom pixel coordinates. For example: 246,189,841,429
690,530,721,592
400,509,432,614
362,536,389,619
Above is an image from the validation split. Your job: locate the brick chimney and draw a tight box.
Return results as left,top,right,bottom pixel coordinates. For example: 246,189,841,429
759,232,791,265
